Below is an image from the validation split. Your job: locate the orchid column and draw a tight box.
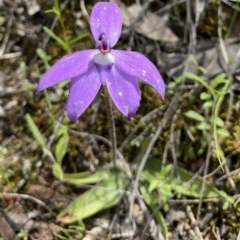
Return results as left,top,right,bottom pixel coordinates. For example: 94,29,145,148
37,2,165,164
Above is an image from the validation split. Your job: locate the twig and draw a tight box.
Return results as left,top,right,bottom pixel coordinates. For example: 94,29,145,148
223,160,236,192
237,229,240,240
216,167,240,182
221,0,240,11
168,198,218,204
217,0,229,66
139,199,165,240
156,0,186,15
2,193,52,213
129,94,178,217
0,10,14,56
186,0,197,54
186,205,204,240
120,105,165,151
80,0,88,18
0,52,22,59
197,143,212,218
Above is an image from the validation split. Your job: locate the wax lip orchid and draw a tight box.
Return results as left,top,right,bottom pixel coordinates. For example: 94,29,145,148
37,2,165,121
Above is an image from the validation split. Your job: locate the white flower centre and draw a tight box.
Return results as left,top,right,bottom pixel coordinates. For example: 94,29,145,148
93,53,115,65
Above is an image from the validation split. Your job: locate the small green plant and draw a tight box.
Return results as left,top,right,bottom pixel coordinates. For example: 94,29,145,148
184,70,232,168
44,0,88,53
55,224,85,240
18,229,29,240
167,55,232,167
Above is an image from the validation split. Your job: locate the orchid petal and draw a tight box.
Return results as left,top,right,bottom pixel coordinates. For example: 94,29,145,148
90,2,122,48
101,67,140,117
37,50,98,92
66,68,101,121
112,50,165,98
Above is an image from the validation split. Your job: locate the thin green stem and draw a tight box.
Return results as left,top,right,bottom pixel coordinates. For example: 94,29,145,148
54,0,71,53
104,86,117,165
212,76,232,169
184,72,215,96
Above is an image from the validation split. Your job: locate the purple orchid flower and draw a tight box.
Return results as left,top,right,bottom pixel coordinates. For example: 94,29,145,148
37,2,165,121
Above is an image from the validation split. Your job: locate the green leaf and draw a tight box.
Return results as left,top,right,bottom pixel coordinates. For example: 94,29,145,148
185,72,214,95
202,100,213,109
148,178,160,192
214,117,224,127
43,90,54,113
198,66,207,74
55,127,69,164
57,172,125,223
166,165,234,202
142,160,235,204
17,61,27,79
217,128,230,138
210,73,228,89
185,110,205,122
69,32,89,45
43,26,69,51
141,163,173,206
200,92,211,100
174,75,184,84
52,163,63,179
62,169,111,185
53,0,60,14
185,72,207,83
45,9,58,15
25,113,47,149
36,48,51,69
167,82,176,90
196,121,210,131
36,48,51,62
